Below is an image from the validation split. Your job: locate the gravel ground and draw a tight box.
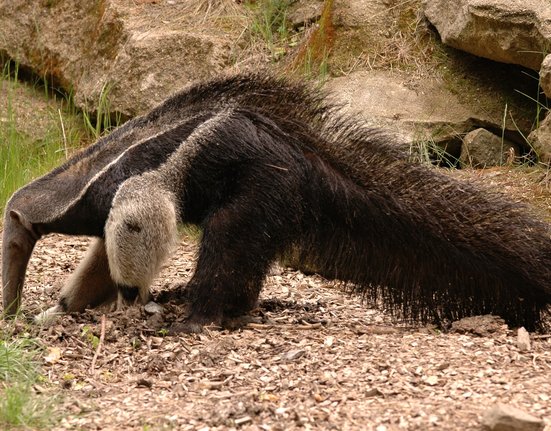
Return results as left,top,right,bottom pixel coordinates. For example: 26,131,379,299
1,168,551,431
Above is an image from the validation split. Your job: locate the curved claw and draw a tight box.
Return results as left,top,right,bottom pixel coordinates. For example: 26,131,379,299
34,305,64,325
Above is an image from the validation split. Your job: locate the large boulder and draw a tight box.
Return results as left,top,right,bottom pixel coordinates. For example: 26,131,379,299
423,0,551,71
325,70,527,155
0,0,242,117
528,113,551,164
540,54,551,99
0,0,538,156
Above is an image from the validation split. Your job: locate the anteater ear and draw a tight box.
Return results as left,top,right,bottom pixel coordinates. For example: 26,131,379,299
9,209,34,232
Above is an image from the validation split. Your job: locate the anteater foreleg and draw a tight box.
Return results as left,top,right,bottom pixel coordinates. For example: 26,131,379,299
176,173,301,333
59,238,118,311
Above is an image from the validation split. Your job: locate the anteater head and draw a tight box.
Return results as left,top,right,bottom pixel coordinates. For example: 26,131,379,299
2,206,40,315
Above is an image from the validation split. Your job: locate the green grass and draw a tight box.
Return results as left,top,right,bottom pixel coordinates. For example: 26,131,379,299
0,62,120,217
409,137,459,167
81,82,122,141
0,64,122,426
0,63,82,216
247,0,291,60
0,329,57,429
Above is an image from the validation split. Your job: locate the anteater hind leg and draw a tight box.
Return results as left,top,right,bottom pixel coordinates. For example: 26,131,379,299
36,238,118,323
60,238,118,311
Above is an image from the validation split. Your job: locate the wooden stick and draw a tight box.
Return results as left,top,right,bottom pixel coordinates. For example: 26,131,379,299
91,314,107,375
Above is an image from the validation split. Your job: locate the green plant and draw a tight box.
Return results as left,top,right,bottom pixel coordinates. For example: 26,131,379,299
298,44,330,81
409,137,458,167
0,330,57,429
247,0,291,58
81,326,100,349
0,336,40,384
0,61,85,217
514,76,549,131
286,0,334,82
178,223,203,241
80,82,122,141
506,69,549,164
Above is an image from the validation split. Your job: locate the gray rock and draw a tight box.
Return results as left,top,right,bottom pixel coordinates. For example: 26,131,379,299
325,71,520,151
540,54,551,99
282,349,306,361
287,1,324,29
423,0,551,70
527,113,551,165
0,0,538,148
144,301,164,315
0,0,238,117
516,327,531,352
481,403,544,431
460,128,518,168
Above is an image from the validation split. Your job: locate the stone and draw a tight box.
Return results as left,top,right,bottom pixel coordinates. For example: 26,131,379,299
481,403,544,431
450,315,507,337
144,301,164,315
527,113,551,165
540,54,551,99
423,0,551,71
287,0,324,29
460,128,518,168
0,0,241,117
325,71,521,152
516,327,531,352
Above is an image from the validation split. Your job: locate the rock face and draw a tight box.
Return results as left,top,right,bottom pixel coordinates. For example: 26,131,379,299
540,54,551,99
325,71,524,154
481,403,544,431
0,0,241,117
423,0,551,71
460,128,517,168
0,0,538,159
527,113,551,164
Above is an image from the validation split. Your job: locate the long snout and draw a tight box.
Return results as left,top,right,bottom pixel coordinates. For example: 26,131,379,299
2,209,38,316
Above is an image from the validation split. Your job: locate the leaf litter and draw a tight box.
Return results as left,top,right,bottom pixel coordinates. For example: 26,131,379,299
1,167,551,430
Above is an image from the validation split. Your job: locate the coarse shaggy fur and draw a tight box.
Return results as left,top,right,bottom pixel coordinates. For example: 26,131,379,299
3,73,551,331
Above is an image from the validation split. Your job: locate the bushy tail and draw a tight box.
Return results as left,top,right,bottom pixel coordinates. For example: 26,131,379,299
295,129,551,330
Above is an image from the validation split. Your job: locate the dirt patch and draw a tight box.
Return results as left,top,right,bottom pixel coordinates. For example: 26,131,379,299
2,168,551,430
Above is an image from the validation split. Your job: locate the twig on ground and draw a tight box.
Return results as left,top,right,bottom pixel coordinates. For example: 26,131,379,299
91,314,107,375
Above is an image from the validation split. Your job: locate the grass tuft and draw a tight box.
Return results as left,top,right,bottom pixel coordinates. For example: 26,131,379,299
287,0,334,81
0,326,57,429
0,60,119,217
249,0,290,53
81,82,122,141
409,137,459,167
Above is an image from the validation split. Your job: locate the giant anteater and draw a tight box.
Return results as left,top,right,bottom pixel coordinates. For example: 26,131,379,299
3,73,551,332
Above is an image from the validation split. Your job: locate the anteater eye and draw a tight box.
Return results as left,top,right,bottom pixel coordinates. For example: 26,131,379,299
125,222,141,233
